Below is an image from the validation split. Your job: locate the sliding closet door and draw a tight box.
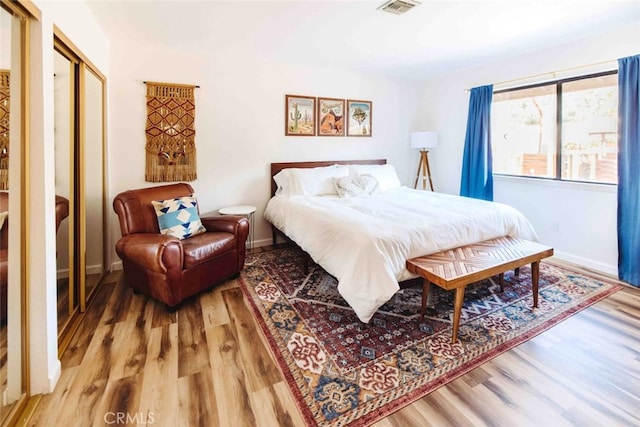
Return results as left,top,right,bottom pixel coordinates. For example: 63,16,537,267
54,34,107,347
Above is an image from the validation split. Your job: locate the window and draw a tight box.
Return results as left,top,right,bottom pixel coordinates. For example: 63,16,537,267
492,72,618,184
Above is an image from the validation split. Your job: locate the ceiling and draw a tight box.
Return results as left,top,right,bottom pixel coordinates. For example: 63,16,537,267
86,0,640,79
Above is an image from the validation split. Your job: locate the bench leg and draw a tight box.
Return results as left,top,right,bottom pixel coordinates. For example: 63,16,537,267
420,279,431,322
514,267,520,277
532,261,540,308
452,287,465,343
498,272,504,292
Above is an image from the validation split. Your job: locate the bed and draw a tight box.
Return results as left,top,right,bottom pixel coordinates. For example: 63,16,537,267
264,159,538,323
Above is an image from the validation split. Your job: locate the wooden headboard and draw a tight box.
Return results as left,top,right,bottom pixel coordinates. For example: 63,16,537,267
270,159,386,197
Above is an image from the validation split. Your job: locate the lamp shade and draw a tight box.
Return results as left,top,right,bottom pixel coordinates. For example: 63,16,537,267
411,131,438,150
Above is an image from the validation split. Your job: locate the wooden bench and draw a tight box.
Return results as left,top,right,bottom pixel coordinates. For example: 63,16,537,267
406,236,554,343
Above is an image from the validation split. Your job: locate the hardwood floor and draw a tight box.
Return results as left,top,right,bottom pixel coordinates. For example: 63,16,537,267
28,250,640,427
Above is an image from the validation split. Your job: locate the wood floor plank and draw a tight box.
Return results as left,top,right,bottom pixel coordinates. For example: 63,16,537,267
177,369,218,427
248,381,305,427
108,319,149,381
177,300,210,378
26,366,79,427
125,290,156,325
378,386,482,427
206,323,256,426
61,279,116,368
49,323,116,427
101,276,134,325
150,301,177,329
199,286,230,329
223,287,282,392
137,324,179,427
91,373,144,427
476,367,573,426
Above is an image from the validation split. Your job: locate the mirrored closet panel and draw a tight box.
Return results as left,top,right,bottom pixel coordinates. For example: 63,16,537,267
53,46,74,332
0,0,28,423
81,66,105,307
53,34,107,349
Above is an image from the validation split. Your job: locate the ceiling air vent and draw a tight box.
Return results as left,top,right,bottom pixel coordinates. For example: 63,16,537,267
377,0,421,15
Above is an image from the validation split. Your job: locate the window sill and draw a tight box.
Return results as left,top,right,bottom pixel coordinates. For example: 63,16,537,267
493,174,617,193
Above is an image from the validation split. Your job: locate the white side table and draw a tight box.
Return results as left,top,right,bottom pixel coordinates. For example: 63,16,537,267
218,205,256,250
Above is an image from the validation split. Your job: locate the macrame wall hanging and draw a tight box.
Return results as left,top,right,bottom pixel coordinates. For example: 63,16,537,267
0,70,10,190
145,81,198,182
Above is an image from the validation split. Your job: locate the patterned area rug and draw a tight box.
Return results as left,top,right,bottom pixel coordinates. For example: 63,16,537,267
238,247,621,426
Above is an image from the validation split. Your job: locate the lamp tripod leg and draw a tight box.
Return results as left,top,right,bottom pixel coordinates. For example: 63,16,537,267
415,150,432,190
425,152,434,191
414,155,423,189
421,151,428,190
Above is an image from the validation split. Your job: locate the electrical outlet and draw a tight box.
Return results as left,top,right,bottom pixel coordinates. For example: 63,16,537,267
551,221,559,232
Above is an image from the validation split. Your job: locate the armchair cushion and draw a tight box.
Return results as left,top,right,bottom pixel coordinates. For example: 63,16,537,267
182,232,237,268
151,194,206,240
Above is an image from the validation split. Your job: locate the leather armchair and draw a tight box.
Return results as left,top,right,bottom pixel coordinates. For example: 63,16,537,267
112,183,249,310
1,194,69,323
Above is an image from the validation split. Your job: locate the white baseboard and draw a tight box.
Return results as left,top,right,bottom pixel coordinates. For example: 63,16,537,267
552,250,618,277
56,268,69,280
87,264,103,275
58,264,108,277
252,237,275,248
111,260,123,271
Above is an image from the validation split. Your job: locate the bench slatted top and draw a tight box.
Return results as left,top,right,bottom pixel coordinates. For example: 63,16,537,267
406,236,554,290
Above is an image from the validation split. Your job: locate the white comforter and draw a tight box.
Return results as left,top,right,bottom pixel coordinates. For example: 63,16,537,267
264,187,538,323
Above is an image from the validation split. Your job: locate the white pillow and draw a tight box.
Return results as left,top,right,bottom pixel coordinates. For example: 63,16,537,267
274,165,349,196
273,169,295,196
332,174,379,197
294,165,349,195
348,164,402,192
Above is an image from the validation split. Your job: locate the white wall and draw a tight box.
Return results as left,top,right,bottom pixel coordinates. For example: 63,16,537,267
418,23,640,276
107,38,420,263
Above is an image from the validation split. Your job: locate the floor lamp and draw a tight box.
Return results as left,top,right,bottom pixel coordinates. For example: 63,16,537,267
411,131,438,191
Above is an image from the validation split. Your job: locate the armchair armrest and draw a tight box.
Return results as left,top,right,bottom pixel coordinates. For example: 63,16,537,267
115,233,183,273
201,215,250,240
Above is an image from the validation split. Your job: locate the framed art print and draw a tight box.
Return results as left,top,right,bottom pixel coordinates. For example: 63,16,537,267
317,97,345,136
347,99,372,137
285,95,316,136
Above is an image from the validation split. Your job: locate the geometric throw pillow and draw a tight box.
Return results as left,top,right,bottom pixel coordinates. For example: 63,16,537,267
332,174,379,197
151,194,206,240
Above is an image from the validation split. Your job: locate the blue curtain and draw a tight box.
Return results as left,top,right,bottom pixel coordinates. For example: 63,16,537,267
618,55,640,287
460,85,494,201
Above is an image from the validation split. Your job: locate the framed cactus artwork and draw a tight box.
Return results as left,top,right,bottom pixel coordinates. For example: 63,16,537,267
347,99,372,137
317,97,345,137
285,94,316,136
